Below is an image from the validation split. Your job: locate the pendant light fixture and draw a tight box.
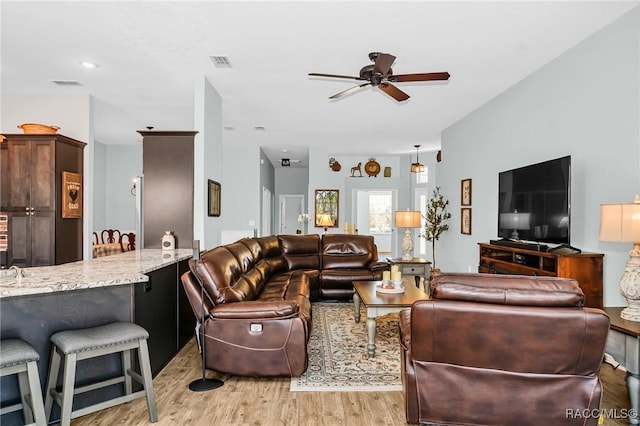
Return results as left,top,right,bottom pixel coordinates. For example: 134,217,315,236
411,144,424,173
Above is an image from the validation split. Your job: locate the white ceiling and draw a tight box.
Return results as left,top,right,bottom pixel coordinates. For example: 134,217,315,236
2,1,638,168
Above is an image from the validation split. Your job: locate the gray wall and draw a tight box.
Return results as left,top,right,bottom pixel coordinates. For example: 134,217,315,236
105,144,141,233
93,141,107,232
437,8,640,307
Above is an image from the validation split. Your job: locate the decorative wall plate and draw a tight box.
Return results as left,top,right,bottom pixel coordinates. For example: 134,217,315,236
365,158,381,177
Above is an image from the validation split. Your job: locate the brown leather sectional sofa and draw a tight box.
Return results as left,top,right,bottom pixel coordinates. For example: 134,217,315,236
181,233,388,377
399,273,610,425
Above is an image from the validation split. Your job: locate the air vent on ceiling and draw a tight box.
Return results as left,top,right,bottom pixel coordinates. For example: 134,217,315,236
49,80,82,86
210,56,232,68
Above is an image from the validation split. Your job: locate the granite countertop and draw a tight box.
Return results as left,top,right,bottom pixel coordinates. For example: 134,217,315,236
0,249,193,298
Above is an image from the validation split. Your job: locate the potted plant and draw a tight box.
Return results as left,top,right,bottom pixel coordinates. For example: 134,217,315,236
420,187,452,272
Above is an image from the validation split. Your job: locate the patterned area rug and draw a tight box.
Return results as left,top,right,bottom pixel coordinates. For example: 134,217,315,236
290,302,402,392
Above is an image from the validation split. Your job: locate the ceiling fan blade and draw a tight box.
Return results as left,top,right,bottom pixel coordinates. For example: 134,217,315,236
329,82,371,99
389,72,451,83
378,83,409,102
373,53,396,76
309,72,367,81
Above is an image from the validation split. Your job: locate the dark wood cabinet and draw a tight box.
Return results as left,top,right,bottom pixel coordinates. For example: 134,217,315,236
134,259,193,376
0,134,85,268
478,242,604,308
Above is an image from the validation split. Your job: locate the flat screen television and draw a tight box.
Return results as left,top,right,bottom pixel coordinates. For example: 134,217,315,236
497,156,571,245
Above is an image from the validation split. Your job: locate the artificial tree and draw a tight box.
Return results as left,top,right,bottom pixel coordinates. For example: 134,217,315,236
420,187,452,270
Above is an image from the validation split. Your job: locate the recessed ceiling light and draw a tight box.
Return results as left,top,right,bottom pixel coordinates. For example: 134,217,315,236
80,61,98,69
254,126,266,131
281,149,288,153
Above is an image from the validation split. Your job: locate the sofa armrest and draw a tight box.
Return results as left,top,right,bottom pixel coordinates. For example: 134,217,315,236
398,307,411,351
211,300,300,320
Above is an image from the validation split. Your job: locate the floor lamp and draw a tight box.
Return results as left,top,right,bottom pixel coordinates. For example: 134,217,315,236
189,241,224,391
395,210,422,261
600,195,640,322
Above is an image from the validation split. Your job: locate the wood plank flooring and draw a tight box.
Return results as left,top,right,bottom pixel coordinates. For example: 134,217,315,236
71,338,632,426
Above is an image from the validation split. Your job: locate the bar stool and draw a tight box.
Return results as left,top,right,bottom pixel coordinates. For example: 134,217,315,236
0,339,47,426
44,322,158,425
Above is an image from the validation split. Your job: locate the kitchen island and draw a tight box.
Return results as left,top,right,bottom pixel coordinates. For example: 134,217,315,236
0,249,194,425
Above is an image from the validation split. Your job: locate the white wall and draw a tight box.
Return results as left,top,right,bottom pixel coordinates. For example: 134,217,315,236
194,76,223,250
437,8,640,307
221,141,261,245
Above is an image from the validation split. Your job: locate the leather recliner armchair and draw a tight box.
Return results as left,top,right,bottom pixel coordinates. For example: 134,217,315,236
398,273,610,426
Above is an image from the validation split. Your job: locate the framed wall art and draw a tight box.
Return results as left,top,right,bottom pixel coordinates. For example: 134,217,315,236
208,179,221,217
314,189,339,228
461,178,472,206
62,171,83,218
461,208,472,235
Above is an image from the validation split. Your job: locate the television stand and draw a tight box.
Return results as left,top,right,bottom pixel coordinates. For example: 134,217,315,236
489,238,548,252
478,242,603,308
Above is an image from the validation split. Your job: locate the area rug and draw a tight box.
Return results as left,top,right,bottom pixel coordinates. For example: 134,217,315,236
290,302,402,392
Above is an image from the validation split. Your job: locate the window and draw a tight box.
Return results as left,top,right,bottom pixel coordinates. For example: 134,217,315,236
416,167,428,184
368,193,392,233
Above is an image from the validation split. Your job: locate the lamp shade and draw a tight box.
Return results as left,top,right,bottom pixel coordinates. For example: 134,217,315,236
410,162,424,173
600,195,640,242
395,210,421,228
317,214,334,227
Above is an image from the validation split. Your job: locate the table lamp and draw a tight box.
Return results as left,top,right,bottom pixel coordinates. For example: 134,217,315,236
395,210,422,261
600,195,640,322
317,214,334,234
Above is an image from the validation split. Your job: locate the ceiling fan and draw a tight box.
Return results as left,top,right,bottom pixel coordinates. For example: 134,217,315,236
309,52,450,102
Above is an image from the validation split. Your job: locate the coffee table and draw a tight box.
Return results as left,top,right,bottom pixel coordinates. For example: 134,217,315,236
353,279,429,357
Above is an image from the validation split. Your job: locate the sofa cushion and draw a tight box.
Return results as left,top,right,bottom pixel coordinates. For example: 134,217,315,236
279,235,321,271
321,234,375,269
431,273,585,307
226,241,257,274
191,245,265,305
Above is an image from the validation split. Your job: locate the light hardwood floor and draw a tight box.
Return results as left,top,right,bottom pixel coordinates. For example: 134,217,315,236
70,338,632,426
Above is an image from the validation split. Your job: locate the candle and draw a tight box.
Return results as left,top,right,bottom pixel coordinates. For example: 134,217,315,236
392,271,402,282
382,271,390,282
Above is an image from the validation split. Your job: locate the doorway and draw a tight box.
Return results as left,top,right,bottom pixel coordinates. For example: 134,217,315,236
351,189,396,258
279,194,305,235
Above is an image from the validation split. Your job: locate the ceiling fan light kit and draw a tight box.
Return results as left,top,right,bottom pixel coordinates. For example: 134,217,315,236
309,52,450,102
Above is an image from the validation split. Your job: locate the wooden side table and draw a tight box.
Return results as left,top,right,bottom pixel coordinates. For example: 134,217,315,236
387,257,432,292
603,307,639,425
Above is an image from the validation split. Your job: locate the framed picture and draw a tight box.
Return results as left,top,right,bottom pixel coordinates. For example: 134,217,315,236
314,189,339,228
461,178,472,206
208,179,221,217
62,171,83,218
461,208,472,235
